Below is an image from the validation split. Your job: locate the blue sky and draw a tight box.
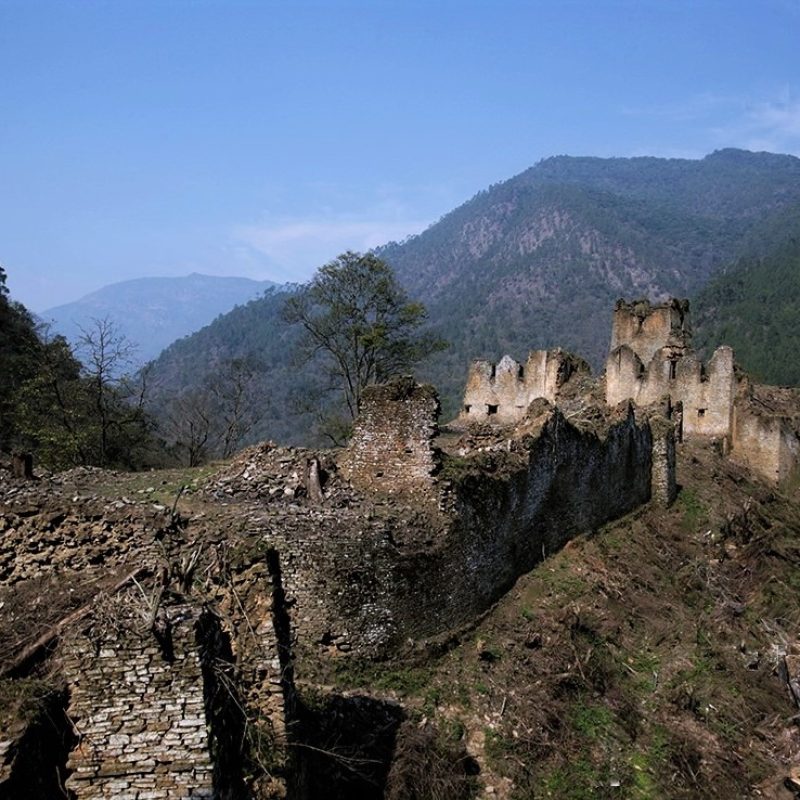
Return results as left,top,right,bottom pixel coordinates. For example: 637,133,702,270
2,0,800,310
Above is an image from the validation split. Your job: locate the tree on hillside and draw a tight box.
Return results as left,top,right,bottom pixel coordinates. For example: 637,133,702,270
0,266,50,450
283,251,446,439
14,317,154,469
76,317,151,467
159,357,264,465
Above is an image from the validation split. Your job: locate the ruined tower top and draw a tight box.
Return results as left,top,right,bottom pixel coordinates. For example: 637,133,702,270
609,297,692,365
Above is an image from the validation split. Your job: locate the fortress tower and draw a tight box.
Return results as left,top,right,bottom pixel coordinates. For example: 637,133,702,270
606,299,736,439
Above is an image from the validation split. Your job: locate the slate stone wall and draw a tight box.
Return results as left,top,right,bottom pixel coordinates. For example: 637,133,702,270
340,376,440,499
61,604,215,800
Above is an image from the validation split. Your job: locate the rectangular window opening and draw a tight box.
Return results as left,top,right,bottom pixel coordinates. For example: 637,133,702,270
697,408,706,418
669,360,677,380
487,404,499,416
464,404,471,414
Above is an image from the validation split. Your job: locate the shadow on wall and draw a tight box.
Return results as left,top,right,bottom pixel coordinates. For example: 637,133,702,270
287,694,479,800
0,688,78,800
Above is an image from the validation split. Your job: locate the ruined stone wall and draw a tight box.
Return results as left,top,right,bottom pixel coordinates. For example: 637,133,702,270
267,402,664,658
459,349,590,425
731,403,800,485
61,603,216,800
609,298,691,364
0,491,288,799
606,345,736,439
0,497,170,586
340,377,440,498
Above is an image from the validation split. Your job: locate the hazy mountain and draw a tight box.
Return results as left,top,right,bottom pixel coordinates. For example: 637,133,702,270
144,150,800,445
41,273,278,365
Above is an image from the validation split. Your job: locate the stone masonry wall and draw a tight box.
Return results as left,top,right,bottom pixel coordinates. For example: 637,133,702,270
606,344,736,438
265,400,663,658
61,603,215,800
459,349,591,425
340,376,440,499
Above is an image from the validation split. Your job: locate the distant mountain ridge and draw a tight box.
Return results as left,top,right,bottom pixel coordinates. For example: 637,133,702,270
42,273,278,364
144,149,800,445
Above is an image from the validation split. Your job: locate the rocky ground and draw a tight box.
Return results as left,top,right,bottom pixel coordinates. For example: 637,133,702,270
2,436,800,798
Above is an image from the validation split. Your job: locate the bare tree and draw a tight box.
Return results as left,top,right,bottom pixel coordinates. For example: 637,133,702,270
162,389,214,467
76,317,150,467
207,358,264,458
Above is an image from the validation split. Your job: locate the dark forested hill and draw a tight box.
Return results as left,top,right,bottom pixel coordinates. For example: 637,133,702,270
145,287,321,447
693,205,800,386
145,150,800,446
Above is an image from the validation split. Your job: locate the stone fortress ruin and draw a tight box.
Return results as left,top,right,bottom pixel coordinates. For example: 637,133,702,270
1,297,798,799
460,297,800,487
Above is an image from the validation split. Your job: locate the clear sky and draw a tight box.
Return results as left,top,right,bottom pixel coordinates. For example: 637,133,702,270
2,0,799,310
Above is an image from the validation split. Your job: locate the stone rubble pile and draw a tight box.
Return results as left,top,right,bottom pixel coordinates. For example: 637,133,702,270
203,441,359,507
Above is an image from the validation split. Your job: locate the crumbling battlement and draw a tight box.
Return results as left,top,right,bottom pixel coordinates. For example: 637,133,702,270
606,342,736,438
340,376,441,499
458,348,591,425
610,297,691,364
605,297,800,486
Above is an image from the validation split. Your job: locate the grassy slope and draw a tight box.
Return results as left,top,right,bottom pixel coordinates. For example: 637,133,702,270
319,441,800,799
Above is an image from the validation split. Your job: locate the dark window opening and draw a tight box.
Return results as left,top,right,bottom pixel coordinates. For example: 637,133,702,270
490,364,496,379
697,408,706,418
669,360,677,380
487,404,499,416
464,404,471,414
518,364,525,379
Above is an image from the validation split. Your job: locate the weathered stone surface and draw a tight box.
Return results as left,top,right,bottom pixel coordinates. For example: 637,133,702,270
61,605,215,799
605,297,800,485
339,376,440,500
458,348,591,425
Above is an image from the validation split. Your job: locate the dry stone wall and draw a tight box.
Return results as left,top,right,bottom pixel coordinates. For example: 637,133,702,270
61,603,216,800
265,400,666,658
340,377,440,500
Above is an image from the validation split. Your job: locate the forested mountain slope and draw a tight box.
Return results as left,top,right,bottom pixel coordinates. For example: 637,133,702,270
145,150,800,445
694,206,800,386
378,149,800,409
